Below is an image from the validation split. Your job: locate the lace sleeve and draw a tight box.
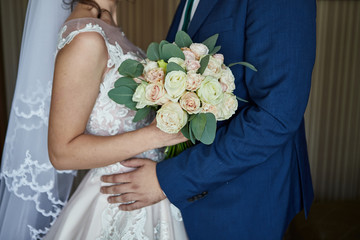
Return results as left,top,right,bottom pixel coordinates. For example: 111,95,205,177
57,21,109,51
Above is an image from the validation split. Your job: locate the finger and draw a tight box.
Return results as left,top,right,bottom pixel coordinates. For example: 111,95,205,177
121,158,146,168
108,193,138,204
101,183,132,195
118,200,146,211
101,172,131,183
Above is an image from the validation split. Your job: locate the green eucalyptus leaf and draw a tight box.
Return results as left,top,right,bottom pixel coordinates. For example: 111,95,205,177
181,122,191,140
236,96,249,103
147,42,160,61
108,86,134,104
209,45,221,55
189,125,196,144
133,106,151,122
188,114,196,122
118,59,144,78
114,77,139,90
190,113,207,140
161,44,185,61
228,61,258,72
125,101,138,111
202,34,218,53
200,113,217,145
198,55,210,74
108,86,137,111
159,40,170,60
175,31,193,48
166,62,186,73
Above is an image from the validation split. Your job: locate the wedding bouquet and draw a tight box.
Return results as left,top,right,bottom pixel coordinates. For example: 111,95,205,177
108,31,256,157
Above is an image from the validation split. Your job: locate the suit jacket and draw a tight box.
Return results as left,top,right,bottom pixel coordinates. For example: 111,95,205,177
157,0,316,239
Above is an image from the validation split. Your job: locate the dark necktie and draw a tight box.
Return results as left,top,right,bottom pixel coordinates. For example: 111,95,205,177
181,0,195,32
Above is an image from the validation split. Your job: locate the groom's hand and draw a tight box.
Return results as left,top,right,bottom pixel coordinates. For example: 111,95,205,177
100,158,166,211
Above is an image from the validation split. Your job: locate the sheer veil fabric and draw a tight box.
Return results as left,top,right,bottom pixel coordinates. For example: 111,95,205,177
0,0,75,239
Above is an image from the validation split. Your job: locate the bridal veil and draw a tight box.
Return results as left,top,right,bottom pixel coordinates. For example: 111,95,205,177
0,0,75,239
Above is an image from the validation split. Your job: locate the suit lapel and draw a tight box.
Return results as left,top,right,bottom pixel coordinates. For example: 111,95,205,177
187,0,220,37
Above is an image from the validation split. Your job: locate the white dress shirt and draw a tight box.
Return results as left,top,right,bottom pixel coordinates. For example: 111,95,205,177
178,0,201,31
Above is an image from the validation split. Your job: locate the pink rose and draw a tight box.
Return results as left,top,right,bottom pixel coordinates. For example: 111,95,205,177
145,68,165,84
180,92,201,114
185,60,201,72
182,47,197,62
186,71,204,91
145,83,168,105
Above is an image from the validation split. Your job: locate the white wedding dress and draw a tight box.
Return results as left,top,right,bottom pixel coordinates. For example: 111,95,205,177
44,18,188,240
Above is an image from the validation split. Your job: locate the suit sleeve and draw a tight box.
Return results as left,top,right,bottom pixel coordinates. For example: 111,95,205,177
157,0,316,209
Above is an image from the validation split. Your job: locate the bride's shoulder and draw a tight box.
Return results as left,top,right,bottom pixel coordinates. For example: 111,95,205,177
57,17,110,51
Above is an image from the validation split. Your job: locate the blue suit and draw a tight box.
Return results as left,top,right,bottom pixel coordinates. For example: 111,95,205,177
157,0,316,239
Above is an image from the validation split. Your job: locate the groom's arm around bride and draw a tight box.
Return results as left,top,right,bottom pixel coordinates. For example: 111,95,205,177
102,0,316,239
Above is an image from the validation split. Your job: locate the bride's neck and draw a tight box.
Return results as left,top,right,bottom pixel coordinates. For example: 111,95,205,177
94,0,118,25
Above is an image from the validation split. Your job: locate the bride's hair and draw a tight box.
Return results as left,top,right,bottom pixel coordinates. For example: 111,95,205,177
63,0,103,18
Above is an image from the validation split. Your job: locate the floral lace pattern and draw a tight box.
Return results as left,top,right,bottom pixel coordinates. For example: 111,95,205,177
1,76,75,239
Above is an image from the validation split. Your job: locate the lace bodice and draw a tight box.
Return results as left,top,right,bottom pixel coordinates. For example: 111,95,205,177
57,18,164,174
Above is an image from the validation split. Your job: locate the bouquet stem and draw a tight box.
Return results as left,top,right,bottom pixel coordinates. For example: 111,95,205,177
164,141,193,159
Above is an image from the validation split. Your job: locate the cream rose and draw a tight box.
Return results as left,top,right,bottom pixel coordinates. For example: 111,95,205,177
189,43,209,59
216,93,238,120
197,76,224,105
219,67,235,93
164,71,187,102
156,102,188,134
145,68,165,84
186,71,204,91
201,102,218,118
168,57,186,69
213,53,224,65
203,56,223,79
132,82,149,109
145,83,169,105
180,92,201,114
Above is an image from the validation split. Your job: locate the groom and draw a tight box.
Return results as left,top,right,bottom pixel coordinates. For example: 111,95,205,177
101,0,316,238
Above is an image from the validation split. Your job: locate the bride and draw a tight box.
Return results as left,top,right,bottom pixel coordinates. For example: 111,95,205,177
44,0,188,239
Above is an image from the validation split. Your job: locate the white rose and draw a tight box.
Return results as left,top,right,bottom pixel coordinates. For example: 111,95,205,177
219,67,235,93
180,92,201,114
186,71,204,91
216,93,238,120
156,102,188,134
197,76,224,105
145,83,169,105
132,82,150,109
168,57,186,69
190,43,209,59
203,56,223,79
164,71,187,102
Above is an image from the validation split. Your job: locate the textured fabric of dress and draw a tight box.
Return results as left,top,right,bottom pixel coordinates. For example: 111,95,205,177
44,18,188,240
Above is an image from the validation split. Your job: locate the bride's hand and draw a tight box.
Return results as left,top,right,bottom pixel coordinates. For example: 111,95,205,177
147,119,188,148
